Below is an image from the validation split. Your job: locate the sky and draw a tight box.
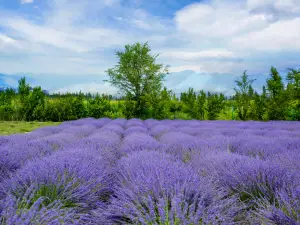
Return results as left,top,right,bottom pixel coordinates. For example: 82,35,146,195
0,0,300,96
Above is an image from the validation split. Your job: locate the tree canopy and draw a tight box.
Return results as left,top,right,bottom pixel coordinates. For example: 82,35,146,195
105,42,169,117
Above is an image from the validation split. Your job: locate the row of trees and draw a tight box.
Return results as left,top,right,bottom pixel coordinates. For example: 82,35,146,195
233,67,300,121
0,78,227,121
0,42,299,121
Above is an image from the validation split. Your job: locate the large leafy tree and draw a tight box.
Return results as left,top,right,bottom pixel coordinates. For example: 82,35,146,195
234,70,256,120
105,42,169,118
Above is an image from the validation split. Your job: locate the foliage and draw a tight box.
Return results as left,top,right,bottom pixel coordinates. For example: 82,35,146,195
206,92,225,120
146,87,172,120
266,67,287,120
88,94,111,119
105,42,169,118
22,86,46,121
18,77,30,104
234,70,256,120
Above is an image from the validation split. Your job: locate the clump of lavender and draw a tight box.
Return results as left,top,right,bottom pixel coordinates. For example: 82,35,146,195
0,139,65,182
149,124,175,138
0,187,91,225
124,118,145,129
124,126,148,136
120,133,162,155
100,123,124,136
0,149,112,223
191,151,298,223
255,188,300,225
98,150,237,224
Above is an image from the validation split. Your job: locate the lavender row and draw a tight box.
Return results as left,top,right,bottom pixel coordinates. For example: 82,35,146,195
0,118,299,224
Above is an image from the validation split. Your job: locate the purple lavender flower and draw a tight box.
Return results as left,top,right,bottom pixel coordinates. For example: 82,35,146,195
59,125,97,138
124,126,148,136
255,188,300,224
99,123,124,136
149,124,176,138
124,118,146,129
0,149,112,223
190,151,298,223
108,118,126,127
0,138,68,182
144,119,159,128
0,192,92,224
120,133,162,155
97,150,237,224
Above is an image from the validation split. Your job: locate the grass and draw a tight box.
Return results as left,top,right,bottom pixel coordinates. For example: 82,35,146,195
0,121,61,136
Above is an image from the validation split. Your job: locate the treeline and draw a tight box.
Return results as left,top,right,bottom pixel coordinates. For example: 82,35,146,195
1,41,299,122
0,66,299,122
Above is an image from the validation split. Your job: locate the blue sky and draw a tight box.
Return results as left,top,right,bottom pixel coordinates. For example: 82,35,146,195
0,0,300,95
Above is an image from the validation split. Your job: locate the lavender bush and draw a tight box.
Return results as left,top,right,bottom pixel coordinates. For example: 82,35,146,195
0,118,299,224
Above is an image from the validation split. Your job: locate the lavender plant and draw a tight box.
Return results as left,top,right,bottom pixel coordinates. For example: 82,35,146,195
1,118,299,224
98,151,238,225
0,149,112,223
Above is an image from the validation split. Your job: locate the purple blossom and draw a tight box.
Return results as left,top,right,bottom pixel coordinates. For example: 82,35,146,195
1,119,300,224
99,124,124,136
255,188,300,224
0,149,112,222
149,124,176,138
120,132,162,154
124,118,146,129
124,126,148,136
97,150,237,224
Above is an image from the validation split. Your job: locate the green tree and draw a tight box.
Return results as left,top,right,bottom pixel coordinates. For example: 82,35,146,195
71,92,87,119
194,90,206,120
23,86,45,121
105,42,169,118
123,92,137,119
266,66,286,120
287,68,300,98
88,94,111,118
234,70,256,120
252,92,267,120
181,88,197,117
0,88,14,121
18,77,31,104
148,87,172,120
248,85,254,99
206,92,225,120
286,68,300,120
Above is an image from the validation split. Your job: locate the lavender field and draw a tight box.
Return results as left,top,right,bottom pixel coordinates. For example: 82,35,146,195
0,118,300,224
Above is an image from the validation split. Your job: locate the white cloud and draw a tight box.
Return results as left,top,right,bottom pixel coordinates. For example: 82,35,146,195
169,65,203,73
0,34,18,45
21,0,34,4
51,82,118,94
232,18,300,50
1,0,300,94
161,49,237,60
0,34,23,52
175,1,270,38
174,0,300,53
247,0,300,14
